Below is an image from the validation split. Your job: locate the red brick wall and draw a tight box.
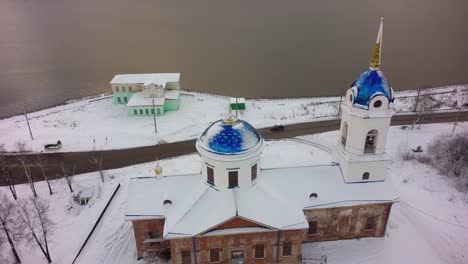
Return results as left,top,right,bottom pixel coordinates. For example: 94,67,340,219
170,229,306,264
212,217,265,231
131,203,394,261
132,218,169,258
303,202,393,242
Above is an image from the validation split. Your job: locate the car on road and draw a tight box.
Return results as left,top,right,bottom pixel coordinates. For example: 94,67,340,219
44,140,62,150
270,125,285,132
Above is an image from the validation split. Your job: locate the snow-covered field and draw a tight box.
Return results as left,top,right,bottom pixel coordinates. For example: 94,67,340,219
1,122,467,264
0,85,466,153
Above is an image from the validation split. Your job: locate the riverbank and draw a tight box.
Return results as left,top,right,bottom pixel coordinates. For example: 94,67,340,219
0,85,466,153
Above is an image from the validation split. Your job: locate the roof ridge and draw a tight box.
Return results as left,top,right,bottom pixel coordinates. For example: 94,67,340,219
163,184,209,237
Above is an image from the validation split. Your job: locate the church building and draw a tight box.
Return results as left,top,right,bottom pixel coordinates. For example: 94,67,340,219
126,19,398,264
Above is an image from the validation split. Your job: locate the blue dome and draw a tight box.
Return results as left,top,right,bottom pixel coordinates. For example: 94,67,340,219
198,119,262,155
350,69,393,107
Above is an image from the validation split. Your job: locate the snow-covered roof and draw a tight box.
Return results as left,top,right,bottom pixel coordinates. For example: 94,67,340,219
126,90,180,107
126,164,398,239
126,175,205,220
260,165,398,209
165,90,180,100
110,73,180,87
126,92,165,107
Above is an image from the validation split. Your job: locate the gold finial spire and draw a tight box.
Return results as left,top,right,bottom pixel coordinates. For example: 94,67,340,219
369,17,384,69
223,105,238,125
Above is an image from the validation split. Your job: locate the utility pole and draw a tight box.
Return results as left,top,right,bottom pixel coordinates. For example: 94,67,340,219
235,97,238,118
152,99,157,133
413,88,421,112
337,96,343,115
452,108,461,133
24,111,34,140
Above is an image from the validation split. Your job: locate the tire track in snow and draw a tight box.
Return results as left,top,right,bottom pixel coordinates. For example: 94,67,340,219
398,202,455,264
76,182,137,264
98,182,138,264
101,222,136,264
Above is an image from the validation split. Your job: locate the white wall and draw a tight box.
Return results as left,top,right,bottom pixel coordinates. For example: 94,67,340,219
334,144,388,183
196,141,264,189
334,96,394,183
143,84,164,98
341,110,391,155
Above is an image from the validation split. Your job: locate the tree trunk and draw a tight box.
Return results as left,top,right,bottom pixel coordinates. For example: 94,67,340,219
21,164,37,197
65,176,73,193
40,167,53,195
2,223,21,263
31,230,51,263
46,180,53,195
8,184,17,200
27,167,37,197
2,164,17,200
43,232,52,263
99,169,104,182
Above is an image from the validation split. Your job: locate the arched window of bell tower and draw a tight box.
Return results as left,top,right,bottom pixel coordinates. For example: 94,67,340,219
364,129,378,154
341,122,348,146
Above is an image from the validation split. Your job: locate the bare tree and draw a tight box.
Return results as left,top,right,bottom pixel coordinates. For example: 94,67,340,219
0,144,17,200
90,152,104,182
17,197,54,263
35,155,53,195
411,94,438,130
15,140,37,197
0,194,22,263
58,162,74,193
429,132,468,186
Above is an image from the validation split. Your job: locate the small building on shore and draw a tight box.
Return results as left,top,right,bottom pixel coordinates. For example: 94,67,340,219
109,73,181,116
126,19,397,264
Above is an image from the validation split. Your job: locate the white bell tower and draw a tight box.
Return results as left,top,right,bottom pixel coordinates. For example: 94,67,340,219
333,18,395,183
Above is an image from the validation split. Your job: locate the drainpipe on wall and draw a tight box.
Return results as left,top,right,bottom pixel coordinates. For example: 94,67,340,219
192,237,198,264
276,230,281,263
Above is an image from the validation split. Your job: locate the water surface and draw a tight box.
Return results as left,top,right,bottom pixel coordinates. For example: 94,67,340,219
1,0,467,118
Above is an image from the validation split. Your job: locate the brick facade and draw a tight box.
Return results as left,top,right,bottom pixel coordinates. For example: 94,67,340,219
131,202,393,262
304,202,393,242
132,218,169,258
170,229,305,264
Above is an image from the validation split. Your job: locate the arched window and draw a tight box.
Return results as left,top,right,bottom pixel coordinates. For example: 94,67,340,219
163,199,172,205
207,166,214,185
341,122,348,146
364,129,378,154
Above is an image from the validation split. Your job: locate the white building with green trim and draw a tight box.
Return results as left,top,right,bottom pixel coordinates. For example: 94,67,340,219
110,73,181,116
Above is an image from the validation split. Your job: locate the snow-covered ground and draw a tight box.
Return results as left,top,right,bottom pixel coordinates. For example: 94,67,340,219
0,85,466,153
1,122,467,264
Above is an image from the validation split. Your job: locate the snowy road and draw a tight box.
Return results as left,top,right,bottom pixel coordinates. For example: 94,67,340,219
2,110,468,186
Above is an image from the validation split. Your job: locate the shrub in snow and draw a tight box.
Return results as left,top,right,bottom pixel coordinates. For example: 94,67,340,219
67,186,100,214
401,152,415,161
73,187,95,206
428,132,468,186
415,155,432,164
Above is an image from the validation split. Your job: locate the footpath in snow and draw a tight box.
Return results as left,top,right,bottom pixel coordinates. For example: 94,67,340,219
0,85,467,153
